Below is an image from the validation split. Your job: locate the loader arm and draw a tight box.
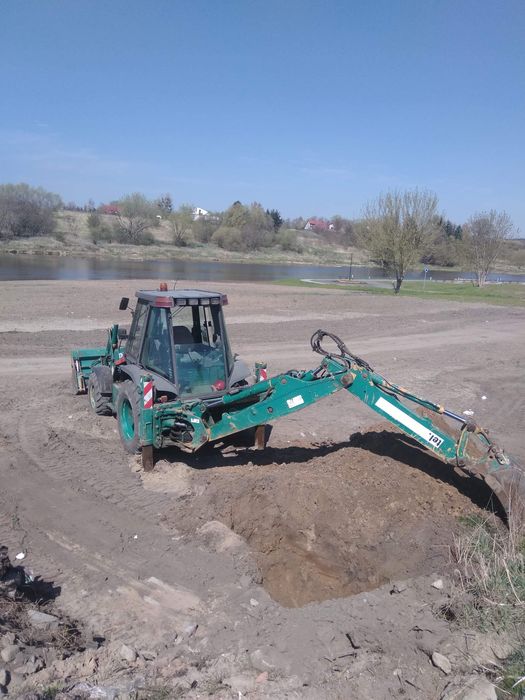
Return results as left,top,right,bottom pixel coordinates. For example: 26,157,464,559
191,330,524,526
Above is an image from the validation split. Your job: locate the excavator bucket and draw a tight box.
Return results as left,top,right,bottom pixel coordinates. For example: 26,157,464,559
454,423,525,530
477,457,525,531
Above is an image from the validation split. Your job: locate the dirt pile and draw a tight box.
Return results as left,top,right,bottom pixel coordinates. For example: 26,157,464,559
159,424,498,607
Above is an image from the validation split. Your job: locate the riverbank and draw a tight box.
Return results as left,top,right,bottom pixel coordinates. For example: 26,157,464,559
3,234,525,280
0,231,367,267
276,278,525,306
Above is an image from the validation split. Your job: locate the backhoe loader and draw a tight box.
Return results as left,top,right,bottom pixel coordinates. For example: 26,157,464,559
71,286,525,528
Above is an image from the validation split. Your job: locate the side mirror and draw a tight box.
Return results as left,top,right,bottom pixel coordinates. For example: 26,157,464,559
119,297,129,311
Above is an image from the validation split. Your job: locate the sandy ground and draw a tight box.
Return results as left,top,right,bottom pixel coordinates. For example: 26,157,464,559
1,279,524,698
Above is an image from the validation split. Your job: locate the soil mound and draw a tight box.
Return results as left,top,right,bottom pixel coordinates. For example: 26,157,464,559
161,426,498,607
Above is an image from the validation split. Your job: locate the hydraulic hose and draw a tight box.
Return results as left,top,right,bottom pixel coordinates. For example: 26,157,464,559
310,329,374,372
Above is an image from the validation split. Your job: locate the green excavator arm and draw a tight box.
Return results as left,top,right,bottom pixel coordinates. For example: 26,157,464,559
309,330,525,527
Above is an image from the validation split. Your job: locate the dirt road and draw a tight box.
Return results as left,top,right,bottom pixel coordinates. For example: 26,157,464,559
1,279,524,698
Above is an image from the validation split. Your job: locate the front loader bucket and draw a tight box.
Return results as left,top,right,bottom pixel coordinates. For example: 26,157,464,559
71,346,106,394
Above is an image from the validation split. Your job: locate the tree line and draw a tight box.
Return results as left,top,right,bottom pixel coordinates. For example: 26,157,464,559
0,182,518,289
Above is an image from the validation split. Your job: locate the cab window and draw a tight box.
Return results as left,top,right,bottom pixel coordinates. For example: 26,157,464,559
126,301,148,362
141,307,174,382
171,304,229,396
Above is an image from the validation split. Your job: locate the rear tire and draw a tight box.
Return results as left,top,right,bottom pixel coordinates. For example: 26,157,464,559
87,371,112,416
116,381,141,454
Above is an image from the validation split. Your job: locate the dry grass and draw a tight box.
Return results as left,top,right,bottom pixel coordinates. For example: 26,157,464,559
450,514,524,631
447,514,525,696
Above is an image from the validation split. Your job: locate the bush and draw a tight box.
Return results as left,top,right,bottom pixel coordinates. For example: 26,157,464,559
420,238,460,267
0,183,62,239
87,211,115,244
113,225,154,246
193,217,220,243
113,193,157,245
277,229,303,253
221,201,274,250
211,226,244,251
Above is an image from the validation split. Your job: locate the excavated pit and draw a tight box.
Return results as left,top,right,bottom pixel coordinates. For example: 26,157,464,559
160,428,501,608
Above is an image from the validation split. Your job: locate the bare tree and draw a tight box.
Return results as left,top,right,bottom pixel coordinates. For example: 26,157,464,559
462,210,515,287
360,190,439,293
115,193,156,245
155,193,173,214
168,204,194,246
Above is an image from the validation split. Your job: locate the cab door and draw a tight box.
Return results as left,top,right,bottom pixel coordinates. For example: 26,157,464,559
140,306,175,383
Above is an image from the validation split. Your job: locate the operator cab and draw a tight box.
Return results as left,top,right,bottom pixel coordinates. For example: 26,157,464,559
123,289,241,398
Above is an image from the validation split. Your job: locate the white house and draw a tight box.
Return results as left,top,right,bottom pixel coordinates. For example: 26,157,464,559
192,207,209,220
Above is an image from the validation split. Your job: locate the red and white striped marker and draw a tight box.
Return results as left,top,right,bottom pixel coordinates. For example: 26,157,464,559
143,380,154,409
258,368,268,382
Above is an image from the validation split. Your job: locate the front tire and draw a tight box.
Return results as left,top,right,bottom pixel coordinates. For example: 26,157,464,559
116,381,141,454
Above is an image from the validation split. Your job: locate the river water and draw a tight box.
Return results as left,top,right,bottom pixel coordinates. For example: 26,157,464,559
0,253,524,283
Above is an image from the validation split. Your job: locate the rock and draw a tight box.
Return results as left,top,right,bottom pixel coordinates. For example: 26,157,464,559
439,630,518,671
223,673,256,693
239,574,252,588
432,652,452,675
85,639,100,651
132,674,146,689
140,649,157,660
27,609,60,630
0,645,20,663
77,652,98,676
0,669,9,687
197,520,245,553
250,646,290,673
390,582,407,594
13,650,28,666
36,668,52,685
0,633,15,648
441,675,497,700
14,656,45,675
249,598,259,607
461,678,497,700
183,623,198,638
70,682,119,699
256,671,268,683
432,579,444,590
119,644,137,663
483,633,515,661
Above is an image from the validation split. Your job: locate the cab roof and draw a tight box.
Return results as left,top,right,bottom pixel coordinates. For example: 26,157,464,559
136,289,226,306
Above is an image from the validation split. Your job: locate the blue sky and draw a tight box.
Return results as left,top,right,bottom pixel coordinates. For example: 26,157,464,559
1,0,524,229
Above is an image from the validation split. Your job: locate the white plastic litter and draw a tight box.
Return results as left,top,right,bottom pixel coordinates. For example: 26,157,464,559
15,552,25,560
463,410,474,416
481,395,487,400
